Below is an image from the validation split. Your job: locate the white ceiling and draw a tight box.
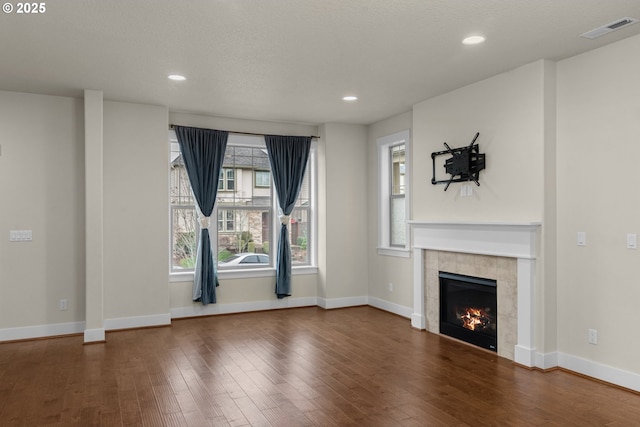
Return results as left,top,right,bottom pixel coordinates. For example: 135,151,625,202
2,0,640,125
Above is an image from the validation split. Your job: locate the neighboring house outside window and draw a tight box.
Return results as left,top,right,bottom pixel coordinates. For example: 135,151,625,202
170,147,198,270
216,145,272,261
377,130,411,257
169,131,316,274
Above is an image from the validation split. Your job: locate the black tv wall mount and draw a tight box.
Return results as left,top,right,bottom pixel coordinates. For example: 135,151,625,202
431,132,485,191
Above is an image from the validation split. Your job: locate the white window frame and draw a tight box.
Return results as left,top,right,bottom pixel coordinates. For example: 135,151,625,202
377,130,411,257
217,209,235,232
170,131,318,281
218,168,235,191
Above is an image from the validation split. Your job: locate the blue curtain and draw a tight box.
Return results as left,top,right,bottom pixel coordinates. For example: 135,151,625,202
265,135,312,298
174,126,228,305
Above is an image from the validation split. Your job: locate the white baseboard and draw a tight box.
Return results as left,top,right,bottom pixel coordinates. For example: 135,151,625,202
535,351,559,370
558,352,640,393
170,296,318,319
84,327,105,343
172,296,404,319
367,297,412,319
411,313,426,329
514,345,536,367
0,321,85,342
317,296,368,309
104,313,171,331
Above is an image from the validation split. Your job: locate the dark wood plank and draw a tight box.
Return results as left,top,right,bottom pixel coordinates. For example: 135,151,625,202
0,306,639,426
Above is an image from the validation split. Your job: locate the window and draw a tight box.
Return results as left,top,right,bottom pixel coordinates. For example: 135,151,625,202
170,142,198,270
216,144,273,266
255,170,270,187
170,131,316,275
390,144,406,247
290,162,311,265
219,168,235,191
377,130,410,257
218,209,235,232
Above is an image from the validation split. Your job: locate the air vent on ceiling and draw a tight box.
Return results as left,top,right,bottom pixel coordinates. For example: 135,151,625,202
580,17,639,39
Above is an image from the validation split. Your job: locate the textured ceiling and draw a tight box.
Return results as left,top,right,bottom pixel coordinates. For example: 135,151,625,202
1,0,640,125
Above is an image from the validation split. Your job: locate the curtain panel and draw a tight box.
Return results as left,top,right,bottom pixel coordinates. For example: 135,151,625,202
174,126,228,305
265,135,312,298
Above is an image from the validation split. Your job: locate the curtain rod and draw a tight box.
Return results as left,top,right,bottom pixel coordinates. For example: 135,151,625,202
169,124,320,139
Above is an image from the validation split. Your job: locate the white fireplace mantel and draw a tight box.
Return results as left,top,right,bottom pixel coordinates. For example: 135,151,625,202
409,220,541,367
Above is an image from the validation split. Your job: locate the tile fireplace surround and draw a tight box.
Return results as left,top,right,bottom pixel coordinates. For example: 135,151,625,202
409,221,540,368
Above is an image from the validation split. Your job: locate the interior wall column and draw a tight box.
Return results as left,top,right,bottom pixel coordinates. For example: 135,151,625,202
84,89,105,343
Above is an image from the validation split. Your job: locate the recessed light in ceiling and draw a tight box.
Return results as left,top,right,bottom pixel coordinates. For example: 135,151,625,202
342,95,358,101
462,35,485,45
168,74,187,81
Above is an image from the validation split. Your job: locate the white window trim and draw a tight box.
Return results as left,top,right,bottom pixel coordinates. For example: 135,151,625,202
218,168,235,191
169,131,318,279
377,130,411,258
169,266,319,283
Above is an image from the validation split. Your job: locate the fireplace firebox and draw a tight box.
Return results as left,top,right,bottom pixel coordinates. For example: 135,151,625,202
439,271,497,352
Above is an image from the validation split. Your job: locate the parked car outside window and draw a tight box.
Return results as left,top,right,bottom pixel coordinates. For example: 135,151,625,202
220,253,269,266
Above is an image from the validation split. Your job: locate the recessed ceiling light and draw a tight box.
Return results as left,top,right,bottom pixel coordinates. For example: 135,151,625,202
342,95,358,101
462,35,485,45
168,74,186,81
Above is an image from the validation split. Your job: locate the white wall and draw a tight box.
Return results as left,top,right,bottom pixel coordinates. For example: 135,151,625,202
102,101,170,325
318,123,369,306
0,91,85,338
366,111,414,315
557,34,640,378
0,93,174,338
412,61,547,222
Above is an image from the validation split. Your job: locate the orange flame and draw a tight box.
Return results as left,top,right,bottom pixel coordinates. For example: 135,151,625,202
458,307,491,331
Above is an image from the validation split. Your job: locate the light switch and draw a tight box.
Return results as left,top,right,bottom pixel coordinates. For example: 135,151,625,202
9,230,32,242
627,233,637,249
577,231,586,246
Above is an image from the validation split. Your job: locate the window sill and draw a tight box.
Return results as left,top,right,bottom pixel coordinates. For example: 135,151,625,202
170,265,318,282
170,270,196,283
377,247,411,258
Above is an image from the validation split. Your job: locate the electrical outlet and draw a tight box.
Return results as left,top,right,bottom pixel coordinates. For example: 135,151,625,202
388,282,393,292
577,232,586,246
59,299,68,311
588,328,597,345
627,233,637,249
459,184,473,197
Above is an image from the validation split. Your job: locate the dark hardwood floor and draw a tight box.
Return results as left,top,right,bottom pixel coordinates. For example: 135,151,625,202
0,306,638,426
